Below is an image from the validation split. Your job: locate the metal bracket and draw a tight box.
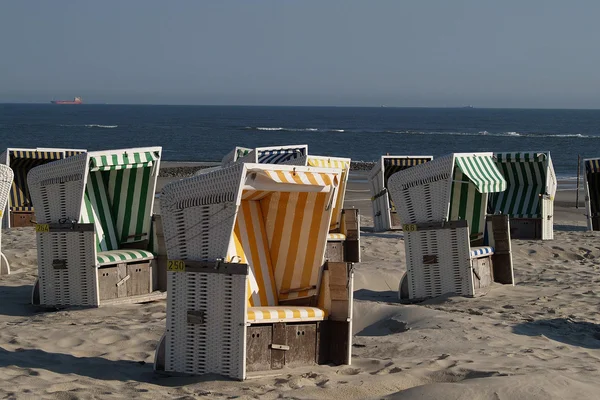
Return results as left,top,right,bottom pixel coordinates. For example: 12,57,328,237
270,344,290,351
187,310,206,324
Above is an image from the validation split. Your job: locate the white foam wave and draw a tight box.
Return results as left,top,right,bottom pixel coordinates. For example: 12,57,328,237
505,132,521,136
330,129,345,132
85,124,118,128
256,127,284,131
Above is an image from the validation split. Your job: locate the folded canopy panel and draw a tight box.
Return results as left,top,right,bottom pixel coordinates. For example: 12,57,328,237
89,151,159,171
490,152,551,218
585,159,600,174
256,145,308,164
307,156,350,231
455,155,506,193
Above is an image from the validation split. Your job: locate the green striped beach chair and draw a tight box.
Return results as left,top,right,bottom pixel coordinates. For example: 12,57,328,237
489,152,557,240
369,155,433,231
28,147,164,307
0,165,14,275
584,158,600,231
0,148,85,228
388,153,515,300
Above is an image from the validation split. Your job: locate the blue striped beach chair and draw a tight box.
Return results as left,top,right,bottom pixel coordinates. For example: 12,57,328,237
154,162,354,379
583,158,600,231
224,144,309,166
0,148,85,228
369,155,433,231
388,153,515,300
28,147,164,307
0,165,13,275
489,152,556,240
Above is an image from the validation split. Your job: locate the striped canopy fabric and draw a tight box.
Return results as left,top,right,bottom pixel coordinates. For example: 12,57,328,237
9,151,64,210
455,156,506,193
89,151,158,171
81,150,159,256
307,156,350,231
227,166,338,307
450,155,506,240
585,158,600,217
257,147,307,164
490,152,550,218
585,159,600,174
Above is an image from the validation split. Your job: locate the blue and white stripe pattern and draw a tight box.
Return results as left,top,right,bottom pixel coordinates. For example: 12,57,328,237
470,246,494,258
257,148,307,164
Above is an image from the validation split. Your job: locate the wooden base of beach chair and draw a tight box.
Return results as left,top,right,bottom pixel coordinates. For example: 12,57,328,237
98,260,153,301
509,218,544,240
592,216,600,231
325,241,345,262
10,211,35,227
471,256,493,290
98,290,167,306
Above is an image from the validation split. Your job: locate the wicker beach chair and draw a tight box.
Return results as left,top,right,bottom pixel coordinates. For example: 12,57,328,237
388,153,514,300
0,148,86,228
369,156,433,232
154,162,354,380
489,152,557,240
28,147,165,307
584,158,600,231
0,165,14,275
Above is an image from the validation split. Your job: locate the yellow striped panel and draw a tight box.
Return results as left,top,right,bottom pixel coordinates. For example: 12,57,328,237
264,170,336,187
262,191,331,301
246,306,326,323
307,156,350,231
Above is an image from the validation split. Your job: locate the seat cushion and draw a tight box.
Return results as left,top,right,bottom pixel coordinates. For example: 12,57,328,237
97,249,154,266
247,306,326,323
470,246,494,259
327,233,346,241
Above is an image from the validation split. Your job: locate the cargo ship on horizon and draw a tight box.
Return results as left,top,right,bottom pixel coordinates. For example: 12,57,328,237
50,97,83,105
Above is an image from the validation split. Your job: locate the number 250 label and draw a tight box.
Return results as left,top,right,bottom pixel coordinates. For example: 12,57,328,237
168,260,185,272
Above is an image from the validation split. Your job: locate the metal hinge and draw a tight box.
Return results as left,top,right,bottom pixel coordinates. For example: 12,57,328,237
270,344,290,351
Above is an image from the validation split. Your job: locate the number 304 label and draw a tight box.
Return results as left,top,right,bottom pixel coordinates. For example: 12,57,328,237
167,260,185,272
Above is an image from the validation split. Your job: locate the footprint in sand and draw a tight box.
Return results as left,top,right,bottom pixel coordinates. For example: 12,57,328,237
56,337,85,348
97,334,130,345
337,367,361,375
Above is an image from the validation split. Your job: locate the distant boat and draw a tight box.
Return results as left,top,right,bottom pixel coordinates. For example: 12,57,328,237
462,105,475,109
51,97,83,105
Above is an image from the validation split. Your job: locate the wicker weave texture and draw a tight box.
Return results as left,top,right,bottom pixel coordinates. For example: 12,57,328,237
0,164,14,274
404,225,473,299
387,154,455,225
37,231,98,306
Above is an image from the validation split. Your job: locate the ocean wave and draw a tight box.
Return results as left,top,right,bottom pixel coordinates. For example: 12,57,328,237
85,124,118,129
59,124,118,129
246,126,342,133
386,130,597,139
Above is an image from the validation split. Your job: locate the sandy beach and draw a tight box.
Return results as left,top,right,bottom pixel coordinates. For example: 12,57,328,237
1,165,599,399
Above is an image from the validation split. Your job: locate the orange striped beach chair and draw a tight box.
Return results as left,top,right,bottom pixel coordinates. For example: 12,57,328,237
154,162,354,380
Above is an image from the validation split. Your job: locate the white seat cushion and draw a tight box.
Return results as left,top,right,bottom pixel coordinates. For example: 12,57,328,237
470,246,494,259
327,233,346,241
247,306,326,323
97,249,154,266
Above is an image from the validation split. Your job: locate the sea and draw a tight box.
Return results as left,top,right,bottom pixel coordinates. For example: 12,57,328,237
1,104,598,181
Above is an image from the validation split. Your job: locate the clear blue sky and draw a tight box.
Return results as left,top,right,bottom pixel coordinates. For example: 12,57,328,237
1,1,598,108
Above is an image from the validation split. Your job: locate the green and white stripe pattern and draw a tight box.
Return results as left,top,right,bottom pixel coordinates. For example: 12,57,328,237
490,152,548,218
90,151,157,171
80,150,159,263
449,155,506,240
96,249,154,265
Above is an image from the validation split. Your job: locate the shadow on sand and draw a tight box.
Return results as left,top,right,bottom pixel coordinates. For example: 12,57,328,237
512,318,600,349
0,285,37,317
0,346,232,385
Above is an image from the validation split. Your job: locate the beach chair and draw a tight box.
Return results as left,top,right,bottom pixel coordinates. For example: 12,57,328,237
229,144,309,165
0,148,86,228
0,165,14,275
489,152,556,240
28,147,165,307
369,156,433,232
584,158,600,231
388,153,514,300
153,162,354,380
221,146,252,165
